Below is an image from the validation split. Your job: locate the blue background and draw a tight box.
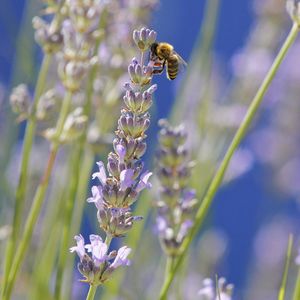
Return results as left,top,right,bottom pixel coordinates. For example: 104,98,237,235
1,0,299,298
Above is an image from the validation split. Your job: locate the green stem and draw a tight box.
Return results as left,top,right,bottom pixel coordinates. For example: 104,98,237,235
105,234,113,247
64,149,94,300
1,54,52,297
54,144,84,299
158,22,299,300
86,285,98,300
165,257,174,281
159,257,175,300
53,90,73,141
3,147,58,300
54,25,103,296
3,91,73,300
84,235,112,300
278,234,293,300
293,268,300,300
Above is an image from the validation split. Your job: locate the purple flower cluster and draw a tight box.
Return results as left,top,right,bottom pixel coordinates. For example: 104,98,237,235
155,120,197,256
70,234,131,283
70,27,157,285
57,1,104,93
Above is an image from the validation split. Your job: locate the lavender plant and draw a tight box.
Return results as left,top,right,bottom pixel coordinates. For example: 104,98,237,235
158,2,300,298
28,2,158,298
155,120,197,257
2,1,106,298
1,1,65,297
70,27,157,299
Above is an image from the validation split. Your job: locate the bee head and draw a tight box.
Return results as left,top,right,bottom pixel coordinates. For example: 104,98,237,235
150,42,159,55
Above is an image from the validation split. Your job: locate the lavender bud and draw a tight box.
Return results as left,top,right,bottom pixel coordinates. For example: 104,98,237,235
107,153,119,178
287,0,300,23
135,141,147,158
128,61,152,86
155,120,197,256
60,107,88,142
36,89,59,120
10,84,31,119
32,17,63,53
133,27,157,51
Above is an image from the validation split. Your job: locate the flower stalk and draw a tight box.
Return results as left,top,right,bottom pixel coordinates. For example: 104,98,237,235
2,90,73,300
158,21,300,300
70,27,157,299
2,54,51,295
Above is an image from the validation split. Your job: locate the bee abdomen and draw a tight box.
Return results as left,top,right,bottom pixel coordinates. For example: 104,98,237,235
167,55,179,80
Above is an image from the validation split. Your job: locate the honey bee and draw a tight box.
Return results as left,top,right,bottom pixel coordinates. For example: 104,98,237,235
150,42,187,80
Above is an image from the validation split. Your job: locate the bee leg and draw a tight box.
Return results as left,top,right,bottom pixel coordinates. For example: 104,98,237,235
152,68,164,74
152,60,166,75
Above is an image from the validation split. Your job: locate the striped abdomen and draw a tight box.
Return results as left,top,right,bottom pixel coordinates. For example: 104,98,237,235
166,55,179,80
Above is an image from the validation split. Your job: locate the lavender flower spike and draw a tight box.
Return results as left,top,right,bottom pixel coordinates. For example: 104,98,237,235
71,27,157,287
86,27,157,238
155,120,197,256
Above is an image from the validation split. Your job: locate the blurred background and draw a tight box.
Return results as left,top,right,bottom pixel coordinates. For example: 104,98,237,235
0,0,300,299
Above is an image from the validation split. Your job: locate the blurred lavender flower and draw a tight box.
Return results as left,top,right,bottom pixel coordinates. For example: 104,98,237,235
286,0,300,23
198,277,234,300
33,16,63,54
71,26,157,285
66,0,104,33
59,107,88,142
57,17,99,93
36,89,60,120
9,84,31,120
154,120,197,256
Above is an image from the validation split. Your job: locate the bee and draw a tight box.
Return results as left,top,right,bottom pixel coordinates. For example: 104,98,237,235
150,42,187,80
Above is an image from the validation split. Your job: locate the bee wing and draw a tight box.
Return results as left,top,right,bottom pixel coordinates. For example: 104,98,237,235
174,52,187,72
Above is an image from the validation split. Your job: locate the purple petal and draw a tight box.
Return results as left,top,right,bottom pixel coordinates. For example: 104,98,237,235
110,246,131,269
70,234,86,260
123,82,132,91
182,189,196,203
87,185,104,210
116,144,126,163
147,84,157,94
85,234,108,267
156,216,167,233
148,30,157,43
92,161,107,186
135,171,152,193
120,169,135,191
177,220,193,241
110,207,128,218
